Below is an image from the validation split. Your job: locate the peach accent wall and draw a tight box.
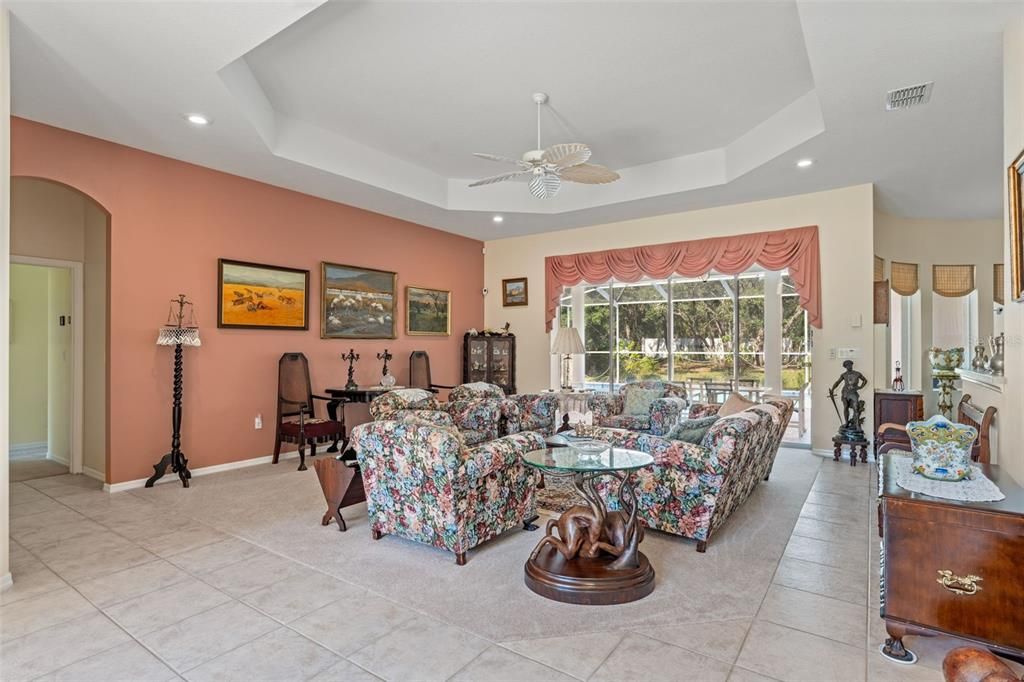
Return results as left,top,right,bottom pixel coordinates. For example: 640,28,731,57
11,117,484,484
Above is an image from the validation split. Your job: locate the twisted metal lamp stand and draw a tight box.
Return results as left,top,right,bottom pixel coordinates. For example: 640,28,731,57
146,294,199,488
146,343,191,488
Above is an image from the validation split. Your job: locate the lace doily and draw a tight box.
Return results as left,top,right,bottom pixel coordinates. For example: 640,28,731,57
893,457,1005,502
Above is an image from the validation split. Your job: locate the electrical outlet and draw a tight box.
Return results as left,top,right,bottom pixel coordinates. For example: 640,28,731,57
829,347,837,360
254,414,262,430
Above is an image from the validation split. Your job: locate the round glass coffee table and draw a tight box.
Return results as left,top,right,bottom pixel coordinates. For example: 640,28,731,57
522,443,656,605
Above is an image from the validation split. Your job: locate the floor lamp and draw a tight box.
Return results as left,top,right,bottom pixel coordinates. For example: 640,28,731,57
552,327,584,390
146,294,200,488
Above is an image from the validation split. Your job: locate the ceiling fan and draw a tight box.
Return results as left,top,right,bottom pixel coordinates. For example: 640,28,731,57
469,93,620,199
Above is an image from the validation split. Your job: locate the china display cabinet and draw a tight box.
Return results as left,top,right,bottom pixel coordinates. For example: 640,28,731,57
462,333,516,394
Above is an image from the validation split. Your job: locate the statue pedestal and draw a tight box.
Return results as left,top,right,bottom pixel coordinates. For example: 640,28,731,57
833,434,870,467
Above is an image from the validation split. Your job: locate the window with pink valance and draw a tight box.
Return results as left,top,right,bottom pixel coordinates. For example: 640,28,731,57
544,225,822,331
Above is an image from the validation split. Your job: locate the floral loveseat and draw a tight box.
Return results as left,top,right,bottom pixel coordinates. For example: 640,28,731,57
589,404,776,552
368,388,502,445
589,380,689,436
687,395,795,482
449,382,560,436
351,419,545,564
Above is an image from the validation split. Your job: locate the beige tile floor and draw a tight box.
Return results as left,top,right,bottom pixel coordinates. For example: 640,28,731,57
3,453,1022,681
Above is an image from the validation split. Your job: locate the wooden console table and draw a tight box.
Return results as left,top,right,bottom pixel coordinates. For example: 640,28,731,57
878,453,1024,664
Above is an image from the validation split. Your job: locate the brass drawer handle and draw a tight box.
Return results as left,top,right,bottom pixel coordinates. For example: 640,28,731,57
936,570,982,595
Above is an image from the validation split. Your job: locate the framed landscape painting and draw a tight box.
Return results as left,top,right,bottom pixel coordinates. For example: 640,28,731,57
502,277,528,306
406,286,451,336
321,262,397,339
217,259,309,330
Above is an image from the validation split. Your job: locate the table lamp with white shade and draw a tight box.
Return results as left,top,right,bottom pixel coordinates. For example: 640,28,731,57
551,326,585,390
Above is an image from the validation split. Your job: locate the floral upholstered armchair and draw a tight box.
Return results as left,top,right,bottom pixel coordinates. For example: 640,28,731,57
351,420,545,564
369,388,502,445
449,382,560,436
685,395,794,481
589,381,689,436
589,405,775,552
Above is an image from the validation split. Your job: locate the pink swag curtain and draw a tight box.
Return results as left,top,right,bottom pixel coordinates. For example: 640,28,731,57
544,225,822,331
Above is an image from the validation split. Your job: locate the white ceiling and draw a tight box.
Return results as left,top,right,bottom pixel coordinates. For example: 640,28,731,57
8,1,1021,240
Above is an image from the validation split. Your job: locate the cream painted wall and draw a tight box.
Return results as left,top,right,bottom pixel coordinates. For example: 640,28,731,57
82,205,107,475
484,184,875,453
46,267,71,464
1001,16,1024,484
10,178,108,478
873,212,1003,415
10,264,48,445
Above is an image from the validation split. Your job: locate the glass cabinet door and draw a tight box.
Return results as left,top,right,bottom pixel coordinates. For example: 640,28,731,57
467,338,489,382
489,338,513,388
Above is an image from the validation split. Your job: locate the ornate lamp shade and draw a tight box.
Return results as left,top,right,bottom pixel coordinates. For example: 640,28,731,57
157,294,201,347
157,326,201,347
551,327,584,355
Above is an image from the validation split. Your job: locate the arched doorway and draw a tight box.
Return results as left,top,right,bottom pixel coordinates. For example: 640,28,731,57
9,176,111,482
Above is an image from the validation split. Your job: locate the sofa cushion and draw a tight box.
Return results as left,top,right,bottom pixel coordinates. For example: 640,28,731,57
624,387,663,415
719,392,755,417
602,414,652,431
666,415,719,444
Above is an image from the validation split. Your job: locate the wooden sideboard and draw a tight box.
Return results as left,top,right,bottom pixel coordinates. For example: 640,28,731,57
878,454,1024,662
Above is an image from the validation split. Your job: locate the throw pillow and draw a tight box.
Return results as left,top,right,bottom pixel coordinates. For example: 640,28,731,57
623,387,664,416
666,415,719,444
719,392,755,417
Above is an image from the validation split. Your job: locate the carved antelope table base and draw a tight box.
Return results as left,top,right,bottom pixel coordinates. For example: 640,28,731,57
524,466,655,605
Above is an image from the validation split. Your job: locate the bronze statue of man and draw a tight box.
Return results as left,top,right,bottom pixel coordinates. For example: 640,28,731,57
829,360,868,433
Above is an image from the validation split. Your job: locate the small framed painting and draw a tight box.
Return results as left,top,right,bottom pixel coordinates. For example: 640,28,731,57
502,277,529,307
321,262,397,339
1008,147,1024,301
406,286,451,336
217,259,309,330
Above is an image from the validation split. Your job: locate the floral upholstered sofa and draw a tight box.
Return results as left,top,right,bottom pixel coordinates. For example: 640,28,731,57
368,388,502,445
589,404,776,552
449,382,560,436
686,395,795,482
588,380,689,436
350,419,545,564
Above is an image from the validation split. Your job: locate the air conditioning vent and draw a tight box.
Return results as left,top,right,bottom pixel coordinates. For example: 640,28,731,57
886,82,934,110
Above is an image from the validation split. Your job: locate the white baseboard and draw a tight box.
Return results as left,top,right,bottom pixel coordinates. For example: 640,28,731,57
811,448,834,458
47,451,69,466
104,449,302,493
83,466,105,483
0,572,12,592
10,442,47,458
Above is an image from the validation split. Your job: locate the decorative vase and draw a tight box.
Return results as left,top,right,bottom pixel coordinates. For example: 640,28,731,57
928,347,965,372
988,333,1005,375
971,342,989,371
907,415,977,482
380,372,397,388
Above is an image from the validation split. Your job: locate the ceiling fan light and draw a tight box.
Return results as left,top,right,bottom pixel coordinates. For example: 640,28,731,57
529,173,561,199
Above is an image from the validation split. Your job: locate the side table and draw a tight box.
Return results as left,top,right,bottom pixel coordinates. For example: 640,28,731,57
312,456,366,532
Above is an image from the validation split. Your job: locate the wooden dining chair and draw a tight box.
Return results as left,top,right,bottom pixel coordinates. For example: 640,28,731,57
409,351,456,394
273,353,346,471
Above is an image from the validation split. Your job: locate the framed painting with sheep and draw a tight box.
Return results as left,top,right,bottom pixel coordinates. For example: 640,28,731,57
321,262,397,339
217,259,309,330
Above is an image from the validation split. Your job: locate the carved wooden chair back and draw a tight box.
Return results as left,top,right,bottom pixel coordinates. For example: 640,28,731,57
409,351,455,394
958,394,996,464
278,352,315,422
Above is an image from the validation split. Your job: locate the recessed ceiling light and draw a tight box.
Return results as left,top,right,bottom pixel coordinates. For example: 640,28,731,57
492,215,504,223
185,113,210,126
796,158,814,168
